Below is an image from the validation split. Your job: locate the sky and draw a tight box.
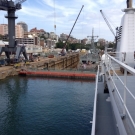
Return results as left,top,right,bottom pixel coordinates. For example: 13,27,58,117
0,0,135,41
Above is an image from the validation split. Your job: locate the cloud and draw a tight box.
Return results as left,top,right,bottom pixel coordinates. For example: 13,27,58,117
20,7,45,18
0,0,130,41
97,0,107,4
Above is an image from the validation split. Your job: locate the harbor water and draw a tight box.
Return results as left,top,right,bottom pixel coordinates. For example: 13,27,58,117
0,76,95,135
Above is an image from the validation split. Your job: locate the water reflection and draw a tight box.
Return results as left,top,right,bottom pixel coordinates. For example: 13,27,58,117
0,77,28,135
0,76,94,135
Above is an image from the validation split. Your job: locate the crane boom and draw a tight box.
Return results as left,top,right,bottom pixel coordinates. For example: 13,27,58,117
15,0,26,5
61,5,84,55
100,10,115,37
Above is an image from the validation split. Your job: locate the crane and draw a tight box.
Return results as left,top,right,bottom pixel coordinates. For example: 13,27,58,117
61,5,84,55
0,0,27,63
100,10,117,50
15,0,26,5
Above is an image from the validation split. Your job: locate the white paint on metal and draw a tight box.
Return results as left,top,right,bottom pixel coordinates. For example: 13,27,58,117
123,69,127,115
91,66,99,135
105,53,135,130
117,8,135,67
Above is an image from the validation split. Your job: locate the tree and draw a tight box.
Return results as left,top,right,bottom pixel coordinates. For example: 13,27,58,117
108,42,115,48
55,42,64,48
97,45,105,50
39,35,46,39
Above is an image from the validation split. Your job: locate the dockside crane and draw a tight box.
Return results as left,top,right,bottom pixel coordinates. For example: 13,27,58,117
100,10,118,50
0,0,27,63
61,5,84,55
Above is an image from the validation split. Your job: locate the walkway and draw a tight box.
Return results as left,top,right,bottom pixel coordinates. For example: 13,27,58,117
95,82,119,135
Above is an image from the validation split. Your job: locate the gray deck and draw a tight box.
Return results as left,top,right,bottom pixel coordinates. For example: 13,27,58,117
95,82,119,135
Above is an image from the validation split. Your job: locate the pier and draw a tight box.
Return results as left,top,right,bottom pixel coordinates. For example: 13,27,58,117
0,53,81,79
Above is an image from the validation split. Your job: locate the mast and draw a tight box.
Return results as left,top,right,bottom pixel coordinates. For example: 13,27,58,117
87,28,98,54
129,0,132,8
127,0,133,8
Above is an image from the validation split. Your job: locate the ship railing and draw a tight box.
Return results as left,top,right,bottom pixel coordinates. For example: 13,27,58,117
106,51,126,61
104,52,128,74
91,65,99,135
105,53,135,131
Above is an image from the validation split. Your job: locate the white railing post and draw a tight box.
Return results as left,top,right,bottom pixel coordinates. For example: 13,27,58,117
123,69,127,115
108,57,111,72
101,60,104,74
112,70,115,91
105,46,107,65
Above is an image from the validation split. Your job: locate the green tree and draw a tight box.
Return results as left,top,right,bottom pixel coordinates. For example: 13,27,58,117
56,42,64,48
97,45,105,50
108,42,115,48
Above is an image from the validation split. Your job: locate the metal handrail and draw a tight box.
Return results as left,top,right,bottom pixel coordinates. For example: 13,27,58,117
107,70,135,129
105,54,135,129
107,54,135,75
107,64,135,129
109,63,135,100
91,65,99,135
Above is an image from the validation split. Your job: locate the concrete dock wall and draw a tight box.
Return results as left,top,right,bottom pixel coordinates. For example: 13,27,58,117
0,67,20,80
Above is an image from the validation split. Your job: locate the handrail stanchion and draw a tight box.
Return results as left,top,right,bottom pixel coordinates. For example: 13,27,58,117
112,67,115,91
123,69,127,115
108,57,111,72
105,46,107,65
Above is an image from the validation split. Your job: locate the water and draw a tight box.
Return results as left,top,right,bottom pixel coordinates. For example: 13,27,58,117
0,76,95,135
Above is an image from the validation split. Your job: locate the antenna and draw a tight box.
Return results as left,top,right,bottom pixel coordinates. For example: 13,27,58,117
87,28,98,53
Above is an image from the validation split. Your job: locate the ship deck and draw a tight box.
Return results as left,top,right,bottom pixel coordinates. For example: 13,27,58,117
95,82,119,135
99,74,135,135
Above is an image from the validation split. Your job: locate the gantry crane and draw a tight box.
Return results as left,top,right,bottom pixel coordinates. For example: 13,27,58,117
100,10,118,50
0,0,27,63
